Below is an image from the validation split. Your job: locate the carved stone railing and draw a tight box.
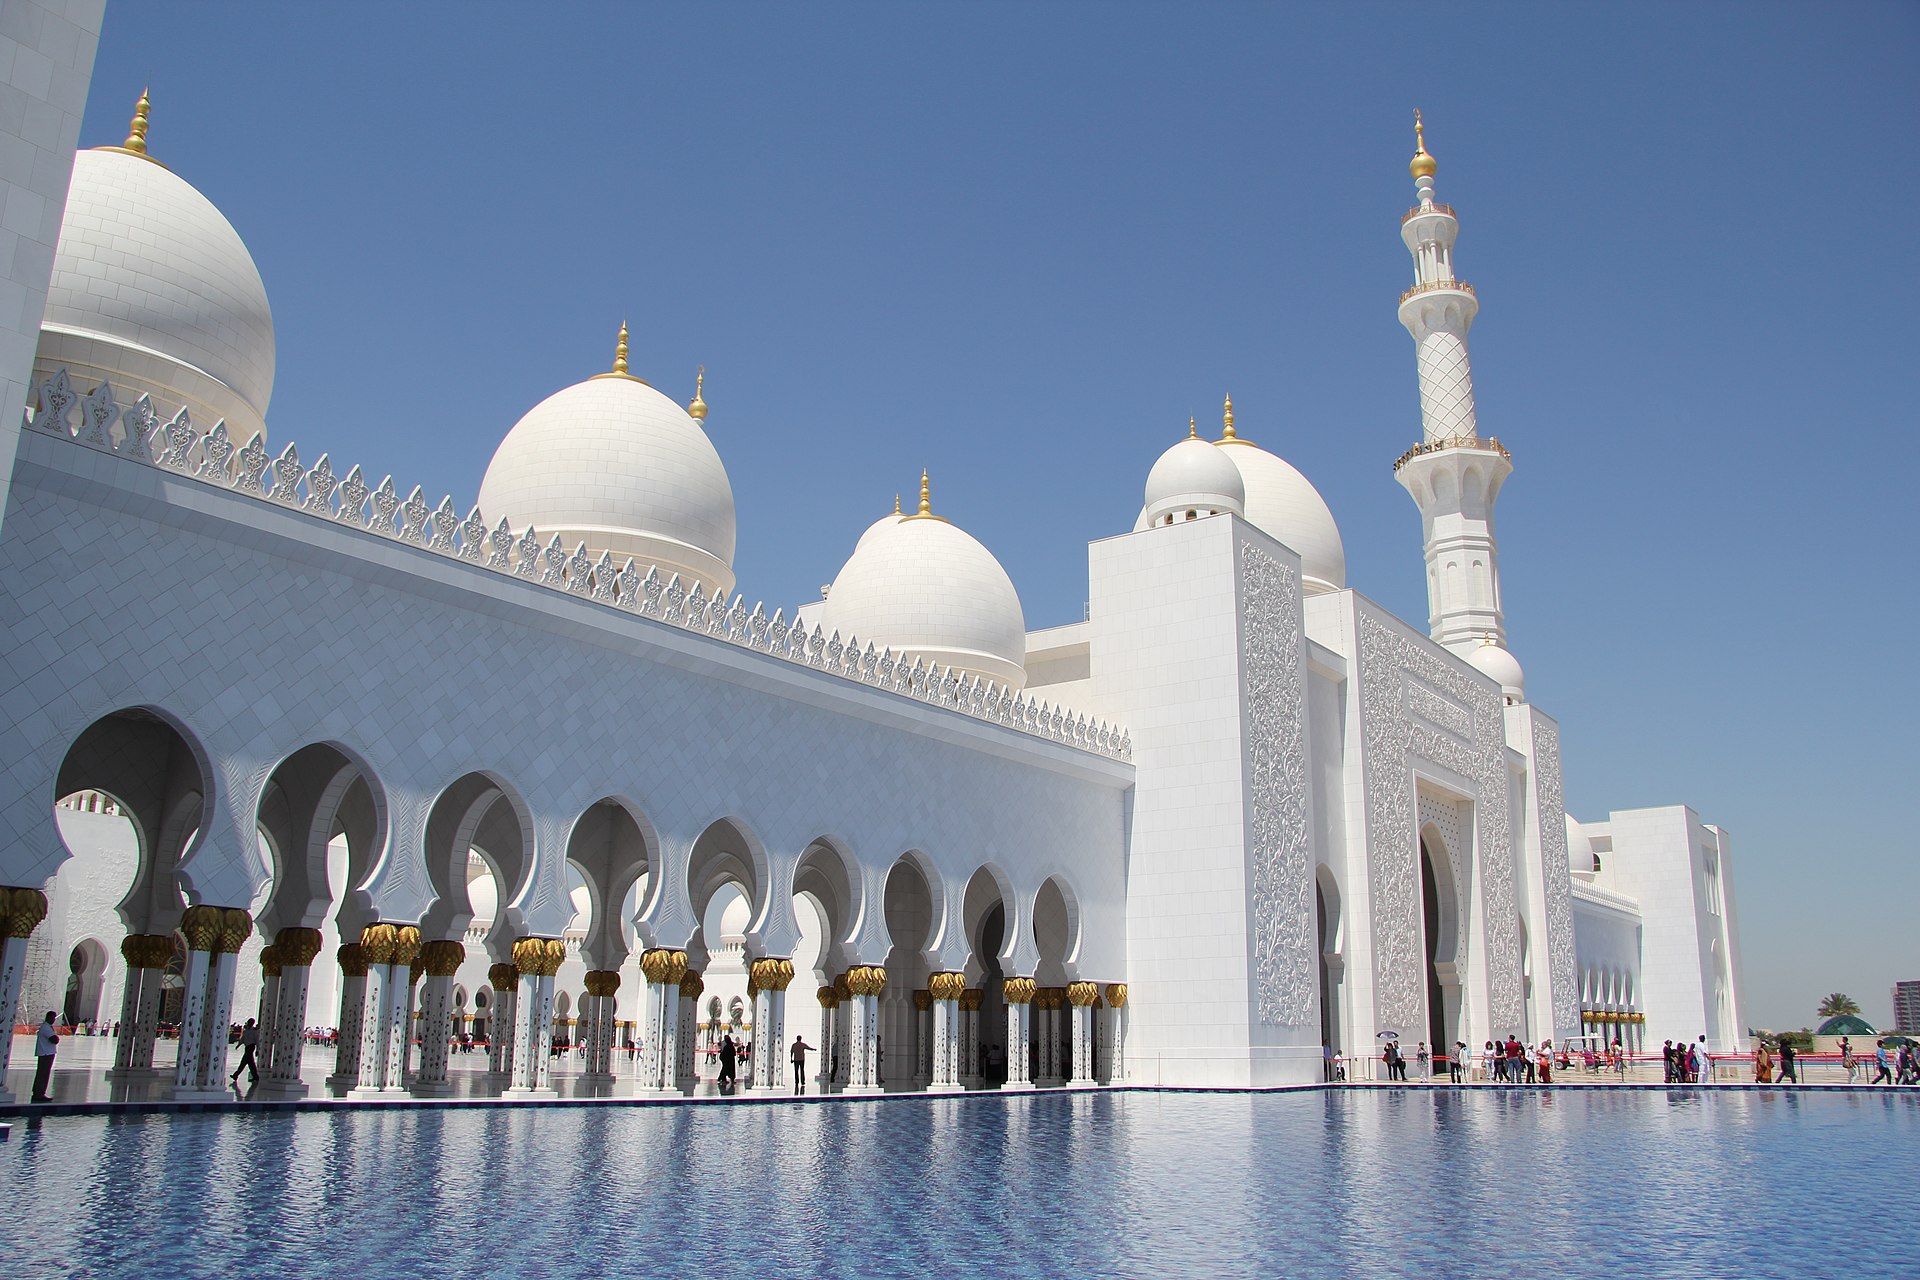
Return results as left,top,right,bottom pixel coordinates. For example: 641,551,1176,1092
1392,433,1510,473
1398,278,1475,304
1402,202,1456,225
23,369,1131,762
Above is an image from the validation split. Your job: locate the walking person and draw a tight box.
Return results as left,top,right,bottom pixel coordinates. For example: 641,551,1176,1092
1662,1040,1675,1083
1450,1040,1467,1083
230,1017,262,1088
1841,1036,1857,1083
1323,1043,1336,1083
1483,1040,1498,1083
1871,1041,1892,1085
1778,1039,1797,1083
30,1011,59,1103
790,1034,814,1095
718,1033,738,1087
1752,1040,1773,1084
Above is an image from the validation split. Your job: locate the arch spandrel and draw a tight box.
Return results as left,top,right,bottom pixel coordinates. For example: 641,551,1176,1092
352,784,433,925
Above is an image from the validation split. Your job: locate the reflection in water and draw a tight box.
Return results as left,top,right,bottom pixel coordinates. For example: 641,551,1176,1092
4,1091,1918,1278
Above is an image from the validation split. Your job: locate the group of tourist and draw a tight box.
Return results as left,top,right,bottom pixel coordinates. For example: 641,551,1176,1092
1834,1035,1919,1085
1660,1037,1718,1083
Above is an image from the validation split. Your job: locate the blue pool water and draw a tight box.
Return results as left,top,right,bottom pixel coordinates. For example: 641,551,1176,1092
3,1090,1916,1279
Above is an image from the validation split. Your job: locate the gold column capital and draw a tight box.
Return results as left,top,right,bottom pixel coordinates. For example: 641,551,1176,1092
275,926,324,966
0,887,50,938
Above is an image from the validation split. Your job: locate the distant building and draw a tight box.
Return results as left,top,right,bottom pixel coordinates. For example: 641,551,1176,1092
1894,981,1920,1035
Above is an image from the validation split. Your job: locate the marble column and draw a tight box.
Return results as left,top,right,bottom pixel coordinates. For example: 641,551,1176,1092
749,958,795,1091
507,936,563,1095
1068,982,1099,1084
1032,989,1062,1085
0,887,49,1103
253,946,282,1079
633,947,688,1094
486,962,518,1076
108,933,172,1078
351,922,420,1097
843,964,887,1094
328,944,369,1087
400,956,423,1081
911,990,932,1088
675,970,704,1092
830,972,852,1088
928,972,964,1091
958,988,982,1088
1104,984,1128,1084
265,927,324,1095
411,939,465,1095
1001,976,1035,1090
581,969,621,1078
815,986,839,1092
173,904,250,1098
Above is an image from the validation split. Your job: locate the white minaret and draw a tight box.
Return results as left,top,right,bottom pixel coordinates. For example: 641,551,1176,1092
1392,113,1522,698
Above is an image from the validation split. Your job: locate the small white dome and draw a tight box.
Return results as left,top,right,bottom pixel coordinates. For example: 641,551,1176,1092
467,870,499,924
1210,400,1344,592
719,893,751,939
478,361,736,593
1467,638,1525,703
37,146,275,440
1137,433,1245,530
820,482,1027,691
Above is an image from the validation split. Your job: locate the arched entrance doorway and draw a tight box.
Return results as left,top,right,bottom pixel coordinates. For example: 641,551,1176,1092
1314,868,1344,1064
1418,828,1463,1066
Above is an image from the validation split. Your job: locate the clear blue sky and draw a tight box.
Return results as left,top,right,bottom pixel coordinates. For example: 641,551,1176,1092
82,3,1916,1030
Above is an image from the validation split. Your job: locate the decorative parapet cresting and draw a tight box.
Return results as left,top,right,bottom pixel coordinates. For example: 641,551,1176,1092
23,369,1131,762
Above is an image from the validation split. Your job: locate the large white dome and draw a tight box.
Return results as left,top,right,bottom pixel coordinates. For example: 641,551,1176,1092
1135,428,1245,530
820,479,1027,691
36,136,276,441
1216,400,1345,593
478,350,736,594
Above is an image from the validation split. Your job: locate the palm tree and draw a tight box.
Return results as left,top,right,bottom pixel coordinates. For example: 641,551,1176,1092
1817,993,1861,1019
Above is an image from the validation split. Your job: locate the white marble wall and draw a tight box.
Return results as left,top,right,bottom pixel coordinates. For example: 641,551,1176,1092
0,426,1132,1001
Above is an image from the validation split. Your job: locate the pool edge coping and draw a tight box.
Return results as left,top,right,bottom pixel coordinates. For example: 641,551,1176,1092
2,1078,1915,1120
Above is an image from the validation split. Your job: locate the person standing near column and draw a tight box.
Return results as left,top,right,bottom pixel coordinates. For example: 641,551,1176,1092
790,1034,813,1095
229,1018,261,1089
30,1011,59,1102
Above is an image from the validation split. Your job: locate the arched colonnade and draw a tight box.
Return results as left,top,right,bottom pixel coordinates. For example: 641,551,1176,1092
0,706,1130,1099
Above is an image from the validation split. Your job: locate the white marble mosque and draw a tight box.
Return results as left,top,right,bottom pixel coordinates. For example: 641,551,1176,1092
0,31,1745,1102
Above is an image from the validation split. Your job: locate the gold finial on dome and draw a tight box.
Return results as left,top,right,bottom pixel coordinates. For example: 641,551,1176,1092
124,88,152,154
689,365,708,420
902,468,948,522
591,320,645,382
96,88,164,167
1410,109,1437,180
1219,392,1250,445
893,493,902,515
1188,416,1197,440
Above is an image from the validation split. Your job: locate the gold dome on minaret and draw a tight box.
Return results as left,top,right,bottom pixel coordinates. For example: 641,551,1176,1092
1410,109,1437,180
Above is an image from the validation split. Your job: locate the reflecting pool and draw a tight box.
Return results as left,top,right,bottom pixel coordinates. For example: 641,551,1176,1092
4,1090,1916,1278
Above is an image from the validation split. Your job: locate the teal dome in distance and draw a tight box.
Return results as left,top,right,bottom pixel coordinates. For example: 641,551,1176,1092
1817,1014,1876,1036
